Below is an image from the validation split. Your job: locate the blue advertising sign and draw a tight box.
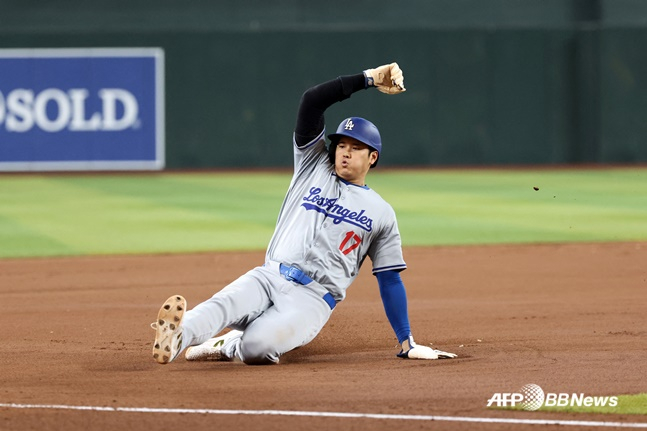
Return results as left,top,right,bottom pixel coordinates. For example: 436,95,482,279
0,48,164,171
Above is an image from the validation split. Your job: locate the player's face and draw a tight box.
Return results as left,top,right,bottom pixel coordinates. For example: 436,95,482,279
334,137,378,186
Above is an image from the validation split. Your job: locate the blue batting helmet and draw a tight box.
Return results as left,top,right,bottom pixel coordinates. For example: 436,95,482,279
327,117,382,167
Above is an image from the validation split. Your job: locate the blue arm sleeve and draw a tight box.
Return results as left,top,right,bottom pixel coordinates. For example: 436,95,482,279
376,270,411,344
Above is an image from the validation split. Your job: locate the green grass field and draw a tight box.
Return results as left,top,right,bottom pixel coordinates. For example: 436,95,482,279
1,167,646,258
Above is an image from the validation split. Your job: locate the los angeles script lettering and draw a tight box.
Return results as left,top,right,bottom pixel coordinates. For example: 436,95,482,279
301,187,373,232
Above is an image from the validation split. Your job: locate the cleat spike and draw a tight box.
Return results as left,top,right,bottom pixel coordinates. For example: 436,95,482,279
152,295,187,364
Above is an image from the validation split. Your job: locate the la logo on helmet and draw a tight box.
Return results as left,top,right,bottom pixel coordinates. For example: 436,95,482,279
344,119,354,130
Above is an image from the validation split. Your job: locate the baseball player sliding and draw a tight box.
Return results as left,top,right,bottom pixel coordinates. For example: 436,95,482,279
152,62,457,365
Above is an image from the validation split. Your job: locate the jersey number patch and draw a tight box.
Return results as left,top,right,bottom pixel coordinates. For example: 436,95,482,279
339,231,361,255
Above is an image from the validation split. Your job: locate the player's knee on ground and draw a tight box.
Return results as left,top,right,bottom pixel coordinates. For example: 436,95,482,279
239,335,279,365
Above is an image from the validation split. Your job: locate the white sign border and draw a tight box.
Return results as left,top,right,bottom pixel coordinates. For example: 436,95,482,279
0,47,165,172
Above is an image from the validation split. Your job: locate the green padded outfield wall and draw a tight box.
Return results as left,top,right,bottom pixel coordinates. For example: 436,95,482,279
1,0,646,168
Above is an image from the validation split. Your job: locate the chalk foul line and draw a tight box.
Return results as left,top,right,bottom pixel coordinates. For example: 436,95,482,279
1,403,646,428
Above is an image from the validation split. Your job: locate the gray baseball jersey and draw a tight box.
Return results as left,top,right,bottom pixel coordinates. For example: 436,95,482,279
177,128,408,364
266,129,407,301
176,70,411,364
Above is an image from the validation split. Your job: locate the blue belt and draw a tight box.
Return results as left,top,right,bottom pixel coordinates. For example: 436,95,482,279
279,264,336,310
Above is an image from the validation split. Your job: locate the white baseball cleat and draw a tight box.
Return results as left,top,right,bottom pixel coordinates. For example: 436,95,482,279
185,330,243,362
152,295,187,364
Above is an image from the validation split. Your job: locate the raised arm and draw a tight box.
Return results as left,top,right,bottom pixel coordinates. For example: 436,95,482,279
294,63,406,148
294,73,365,148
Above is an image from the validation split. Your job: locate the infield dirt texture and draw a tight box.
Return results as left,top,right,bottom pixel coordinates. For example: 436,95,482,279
1,169,646,430
1,242,646,430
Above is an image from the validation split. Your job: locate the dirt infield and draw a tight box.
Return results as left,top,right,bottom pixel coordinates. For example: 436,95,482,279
1,242,646,430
